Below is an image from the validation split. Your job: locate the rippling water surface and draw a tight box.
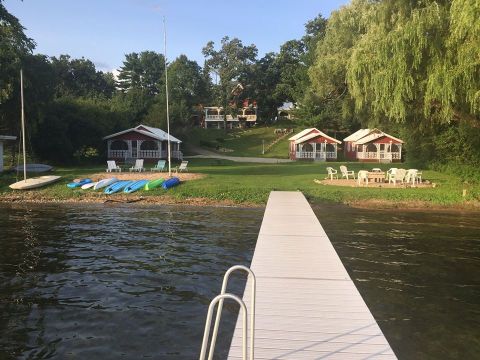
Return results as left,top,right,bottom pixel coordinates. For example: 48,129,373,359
0,203,262,359
1,202,479,359
314,204,480,360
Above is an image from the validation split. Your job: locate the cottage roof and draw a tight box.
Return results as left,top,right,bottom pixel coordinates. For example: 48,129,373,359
288,128,317,141
294,130,341,145
355,131,403,145
343,129,376,142
103,125,182,143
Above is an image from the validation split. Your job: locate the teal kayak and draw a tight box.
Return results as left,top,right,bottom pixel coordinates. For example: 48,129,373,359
67,178,92,188
124,180,148,194
104,180,133,195
144,178,164,190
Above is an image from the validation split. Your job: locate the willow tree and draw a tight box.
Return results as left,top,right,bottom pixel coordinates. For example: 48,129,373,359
346,0,479,126
307,0,374,130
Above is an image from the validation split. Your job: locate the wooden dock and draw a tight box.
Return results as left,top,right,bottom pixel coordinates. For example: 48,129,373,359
227,191,397,359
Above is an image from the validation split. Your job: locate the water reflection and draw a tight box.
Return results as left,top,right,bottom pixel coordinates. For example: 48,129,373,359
0,203,261,359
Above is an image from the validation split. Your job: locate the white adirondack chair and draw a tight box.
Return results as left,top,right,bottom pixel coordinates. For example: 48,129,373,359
340,165,355,180
386,168,397,182
389,168,406,186
129,159,145,172
405,169,419,185
175,161,189,173
357,170,369,186
106,160,121,172
325,167,338,180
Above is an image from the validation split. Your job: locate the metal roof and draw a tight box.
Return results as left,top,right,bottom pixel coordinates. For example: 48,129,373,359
288,128,316,141
343,128,374,142
294,130,342,144
355,131,403,145
102,125,182,143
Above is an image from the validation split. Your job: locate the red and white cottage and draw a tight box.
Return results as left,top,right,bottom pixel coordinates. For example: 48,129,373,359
103,125,182,162
343,128,403,162
289,128,341,161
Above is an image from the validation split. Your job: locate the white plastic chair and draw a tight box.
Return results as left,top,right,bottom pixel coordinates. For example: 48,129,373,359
340,165,355,180
325,167,338,180
175,161,189,173
386,168,397,182
389,168,406,186
357,170,369,186
405,169,420,185
129,159,145,172
106,160,121,172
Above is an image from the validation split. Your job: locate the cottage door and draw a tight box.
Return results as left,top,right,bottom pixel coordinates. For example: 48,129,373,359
132,140,138,158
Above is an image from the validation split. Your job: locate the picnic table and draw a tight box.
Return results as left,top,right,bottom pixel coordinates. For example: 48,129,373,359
368,171,385,183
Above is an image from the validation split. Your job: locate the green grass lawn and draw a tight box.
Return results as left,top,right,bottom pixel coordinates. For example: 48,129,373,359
1,159,478,207
180,125,292,158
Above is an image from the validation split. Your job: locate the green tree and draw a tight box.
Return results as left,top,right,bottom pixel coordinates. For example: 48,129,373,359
117,51,165,96
202,37,257,129
0,0,35,105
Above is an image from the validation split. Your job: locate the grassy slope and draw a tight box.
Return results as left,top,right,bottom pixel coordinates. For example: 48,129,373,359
1,159,478,207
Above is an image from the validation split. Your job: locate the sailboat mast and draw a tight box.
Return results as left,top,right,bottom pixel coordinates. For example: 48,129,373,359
20,69,26,182
163,17,171,177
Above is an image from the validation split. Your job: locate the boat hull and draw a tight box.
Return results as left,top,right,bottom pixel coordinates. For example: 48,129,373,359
93,177,118,190
9,176,62,190
81,182,97,190
104,180,133,195
144,178,164,190
124,180,148,194
162,177,180,189
13,164,53,173
67,179,92,188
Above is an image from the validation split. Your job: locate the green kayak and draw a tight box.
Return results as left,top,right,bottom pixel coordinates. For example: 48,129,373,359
144,178,164,190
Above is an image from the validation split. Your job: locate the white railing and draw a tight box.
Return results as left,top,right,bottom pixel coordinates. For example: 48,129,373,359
357,151,401,160
205,115,224,121
206,114,255,121
296,151,337,160
108,150,183,160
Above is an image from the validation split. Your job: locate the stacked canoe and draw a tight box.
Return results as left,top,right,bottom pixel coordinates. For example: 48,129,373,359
67,177,180,194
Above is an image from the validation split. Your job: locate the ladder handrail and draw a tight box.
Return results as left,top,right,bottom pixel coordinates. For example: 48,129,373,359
199,293,248,360
210,265,255,360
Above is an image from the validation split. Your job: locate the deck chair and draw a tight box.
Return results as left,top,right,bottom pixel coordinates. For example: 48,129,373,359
325,167,338,180
151,160,166,172
357,170,369,186
405,169,419,185
340,165,355,180
129,159,145,172
386,168,397,182
175,161,189,173
106,160,121,172
389,168,406,186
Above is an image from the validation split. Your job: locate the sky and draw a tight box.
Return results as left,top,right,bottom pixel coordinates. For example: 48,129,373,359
5,0,350,73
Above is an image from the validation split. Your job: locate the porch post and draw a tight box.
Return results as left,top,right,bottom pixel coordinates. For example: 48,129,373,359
313,142,317,159
127,140,132,159
376,143,380,161
324,140,327,160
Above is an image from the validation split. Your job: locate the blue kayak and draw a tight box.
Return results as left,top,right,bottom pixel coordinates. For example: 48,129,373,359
104,180,134,195
162,177,180,189
124,179,148,194
67,178,92,188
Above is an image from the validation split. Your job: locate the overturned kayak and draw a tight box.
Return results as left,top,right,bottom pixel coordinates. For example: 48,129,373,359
104,180,133,195
144,178,164,191
124,179,148,194
162,177,180,189
67,178,92,188
94,177,118,190
81,182,97,190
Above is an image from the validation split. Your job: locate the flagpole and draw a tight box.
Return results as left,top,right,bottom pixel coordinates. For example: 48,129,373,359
20,69,27,182
163,17,171,177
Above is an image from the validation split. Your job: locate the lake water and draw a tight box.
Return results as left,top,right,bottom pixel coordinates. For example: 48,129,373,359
0,202,479,359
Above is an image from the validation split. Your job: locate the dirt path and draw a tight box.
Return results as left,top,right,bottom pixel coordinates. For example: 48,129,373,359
185,146,292,164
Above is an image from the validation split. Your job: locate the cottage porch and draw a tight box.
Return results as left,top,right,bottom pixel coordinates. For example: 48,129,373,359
356,143,402,162
294,142,338,161
107,139,182,160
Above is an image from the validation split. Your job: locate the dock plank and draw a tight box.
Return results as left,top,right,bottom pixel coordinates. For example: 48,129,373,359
227,191,397,359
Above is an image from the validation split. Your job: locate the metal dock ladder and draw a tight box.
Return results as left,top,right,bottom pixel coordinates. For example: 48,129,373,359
199,265,256,360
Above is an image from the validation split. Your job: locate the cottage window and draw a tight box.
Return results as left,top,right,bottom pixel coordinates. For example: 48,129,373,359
140,140,158,150
366,144,376,152
110,140,128,150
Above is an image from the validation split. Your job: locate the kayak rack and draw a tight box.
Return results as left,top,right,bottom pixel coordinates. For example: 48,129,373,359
199,265,256,360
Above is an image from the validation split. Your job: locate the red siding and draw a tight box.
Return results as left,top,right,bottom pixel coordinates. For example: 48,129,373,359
372,136,402,144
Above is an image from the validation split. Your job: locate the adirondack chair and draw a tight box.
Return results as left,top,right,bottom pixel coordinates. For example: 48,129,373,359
339,165,355,180
129,159,145,172
405,169,420,185
357,170,369,186
151,160,166,172
106,160,121,172
325,167,338,180
175,161,189,173
389,168,406,186
386,168,397,182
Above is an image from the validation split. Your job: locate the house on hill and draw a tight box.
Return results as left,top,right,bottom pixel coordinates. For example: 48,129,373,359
288,128,341,161
203,101,257,129
103,125,182,162
343,128,403,162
